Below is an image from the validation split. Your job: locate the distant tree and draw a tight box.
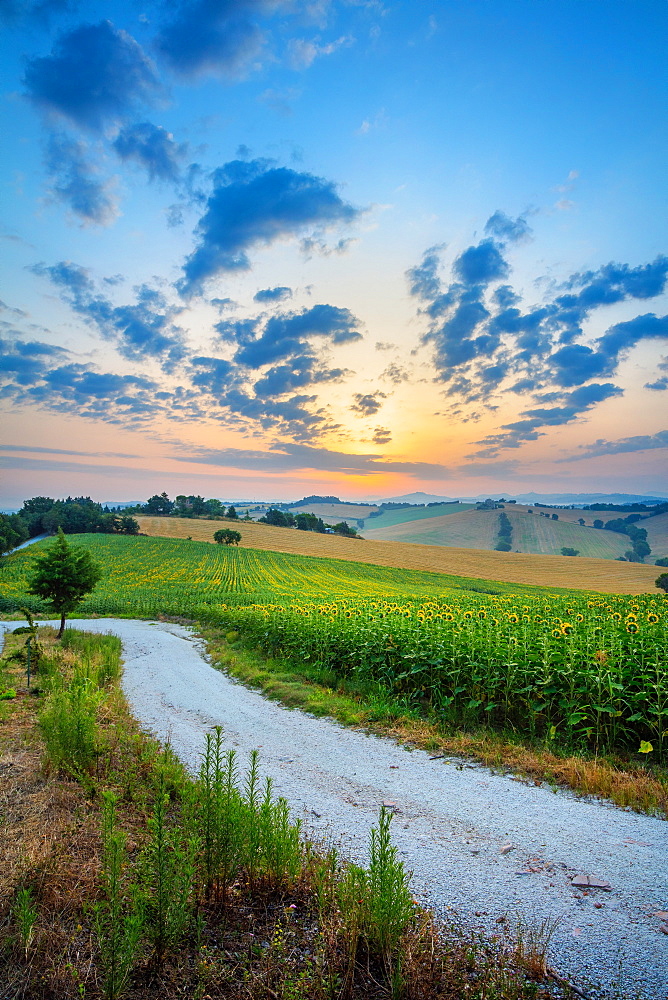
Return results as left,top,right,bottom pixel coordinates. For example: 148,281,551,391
655,557,668,567
578,518,585,526
495,540,512,551
561,547,579,556
633,539,651,562
144,492,174,516
225,505,239,520
295,512,326,532
527,508,533,513
27,528,102,638
259,508,296,528
19,496,56,535
204,498,226,517
213,528,241,546
118,515,140,535
0,513,29,555
332,522,358,537
655,573,668,594
593,519,604,529
551,513,559,520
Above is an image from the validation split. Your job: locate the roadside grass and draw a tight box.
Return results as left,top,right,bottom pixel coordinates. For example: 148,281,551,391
204,627,668,818
0,625,570,1000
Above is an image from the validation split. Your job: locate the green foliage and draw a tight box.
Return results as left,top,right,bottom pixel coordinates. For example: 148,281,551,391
656,557,668,567
332,521,358,536
27,528,102,635
12,886,38,957
95,793,144,1000
561,547,579,556
366,807,414,962
216,593,668,761
213,528,242,546
656,573,668,594
259,507,296,527
138,769,197,967
39,674,104,776
0,512,29,555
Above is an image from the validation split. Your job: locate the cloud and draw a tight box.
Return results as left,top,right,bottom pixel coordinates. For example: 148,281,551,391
253,285,292,303
407,231,668,454
380,362,409,384
0,336,69,384
179,158,360,294
288,35,352,70
484,211,532,244
405,244,445,302
24,20,160,131
350,391,386,416
560,430,668,462
1,0,79,27
156,0,285,80
231,303,362,368
453,239,509,286
372,426,392,445
45,132,118,225
113,122,186,182
0,443,139,458
33,261,186,369
174,441,451,478
210,297,237,312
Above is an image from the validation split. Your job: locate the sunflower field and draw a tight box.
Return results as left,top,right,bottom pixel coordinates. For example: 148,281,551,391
2,534,666,759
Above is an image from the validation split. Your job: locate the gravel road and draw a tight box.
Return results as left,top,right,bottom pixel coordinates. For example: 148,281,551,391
4,618,667,999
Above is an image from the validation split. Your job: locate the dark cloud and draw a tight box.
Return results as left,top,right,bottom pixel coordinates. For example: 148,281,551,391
253,357,347,396
230,304,361,368
408,232,668,455
253,286,292,303
405,244,445,302
453,239,508,286
155,0,284,80
372,427,392,445
210,297,237,312
33,261,186,369
24,21,160,131
350,391,386,416
180,158,360,294
484,211,532,244
45,132,117,225
598,312,668,360
113,122,186,182
560,430,668,462
380,362,409,384
174,441,451,478
644,357,668,392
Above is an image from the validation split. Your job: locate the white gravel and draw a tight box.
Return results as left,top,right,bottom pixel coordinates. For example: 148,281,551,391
4,618,667,1000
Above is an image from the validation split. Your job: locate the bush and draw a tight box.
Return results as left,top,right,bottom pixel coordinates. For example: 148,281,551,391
655,557,668,567
39,675,104,776
494,540,512,551
656,573,668,594
561,547,579,556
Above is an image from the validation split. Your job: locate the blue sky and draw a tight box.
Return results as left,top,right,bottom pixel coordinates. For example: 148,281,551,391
1,0,666,506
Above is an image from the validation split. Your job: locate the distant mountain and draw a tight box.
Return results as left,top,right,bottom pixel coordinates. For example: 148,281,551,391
372,491,459,505
498,492,668,507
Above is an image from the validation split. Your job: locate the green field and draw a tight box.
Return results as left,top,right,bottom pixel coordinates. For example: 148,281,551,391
360,502,475,531
3,533,666,762
0,533,538,620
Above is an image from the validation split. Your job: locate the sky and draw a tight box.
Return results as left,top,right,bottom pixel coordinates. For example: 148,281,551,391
1,0,667,508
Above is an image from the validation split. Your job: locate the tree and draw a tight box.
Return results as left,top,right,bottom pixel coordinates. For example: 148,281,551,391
593,519,604,529
0,513,29,555
561,547,579,556
656,557,668,567
213,528,241,546
259,508,295,528
225,505,239,520
332,521,358,537
27,528,102,638
118,515,140,535
577,518,585,526
656,573,668,594
551,513,559,520
145,492,174,516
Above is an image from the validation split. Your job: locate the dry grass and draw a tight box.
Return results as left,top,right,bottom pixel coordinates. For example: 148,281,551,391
138,515,661,594
0,627,565,1000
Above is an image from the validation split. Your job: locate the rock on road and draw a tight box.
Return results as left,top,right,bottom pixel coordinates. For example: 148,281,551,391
4,618,667,999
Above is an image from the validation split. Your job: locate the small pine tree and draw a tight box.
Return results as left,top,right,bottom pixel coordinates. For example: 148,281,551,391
27,528,102,637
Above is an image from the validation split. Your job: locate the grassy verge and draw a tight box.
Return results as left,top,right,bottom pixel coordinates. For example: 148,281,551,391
203,626,668,819
0,623,573,1000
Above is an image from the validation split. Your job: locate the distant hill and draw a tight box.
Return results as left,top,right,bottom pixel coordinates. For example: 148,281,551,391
372,492,460,505
372,491,668,507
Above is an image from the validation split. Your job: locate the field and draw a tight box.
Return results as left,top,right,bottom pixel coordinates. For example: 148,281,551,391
360,502,475,530
3,533,666,765
137,515,662,594
360,506,658,560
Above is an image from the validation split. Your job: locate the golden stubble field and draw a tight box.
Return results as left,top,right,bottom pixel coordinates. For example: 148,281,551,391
137,516,662,594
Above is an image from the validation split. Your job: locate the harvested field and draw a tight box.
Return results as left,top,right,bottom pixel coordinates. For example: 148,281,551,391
137,516,661,594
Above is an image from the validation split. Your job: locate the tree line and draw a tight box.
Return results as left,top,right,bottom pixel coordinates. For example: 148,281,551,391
0,496,139,556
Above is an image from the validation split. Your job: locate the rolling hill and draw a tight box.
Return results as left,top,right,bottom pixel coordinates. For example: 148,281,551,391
136,516,662,594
